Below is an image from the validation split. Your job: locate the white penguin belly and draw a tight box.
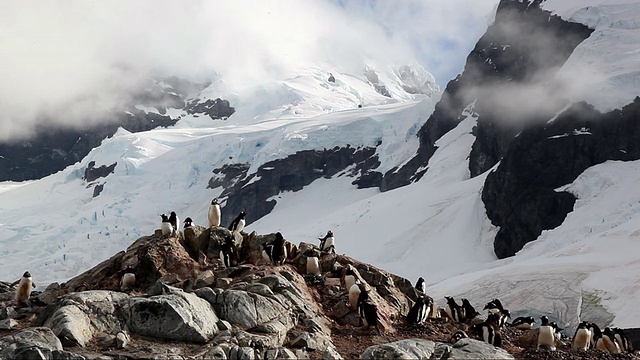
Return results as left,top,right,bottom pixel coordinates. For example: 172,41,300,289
348,284,361,310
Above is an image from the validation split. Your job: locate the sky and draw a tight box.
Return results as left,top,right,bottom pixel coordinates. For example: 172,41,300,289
0,0,499,141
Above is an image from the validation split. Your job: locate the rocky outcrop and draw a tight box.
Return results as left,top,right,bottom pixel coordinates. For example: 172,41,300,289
362,338,514,360
484,98,640,258
209,146,381,227
186,98,235,120
82,161,116,183
380,0,593,191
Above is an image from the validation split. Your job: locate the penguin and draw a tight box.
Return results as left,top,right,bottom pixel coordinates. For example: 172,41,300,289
208,198,221,228
483,298,504,315
360,300,380,334
160,214,173,236
229,211,246,233
450,330,468,344
498,309,511,328
444,296,463,322
461,298,480,322
183,217,194,229
510,316,535,330
597,327,621,354
120,273,136,291
407,295,432,325
14,271,36,306
537,316,556,351
348,282,361,310
344,268,357,292
415,277,426,294
471,314,502,347
550,321,564,342
356,283,370,314
612,327,633,353
168,211,179,236
572,321,592,351
306,256,321,275
318,230,335,253
219,235,236,268
271,232,287,265
589,322,602,349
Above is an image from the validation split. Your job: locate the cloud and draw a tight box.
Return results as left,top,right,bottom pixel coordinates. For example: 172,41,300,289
0,0,499,141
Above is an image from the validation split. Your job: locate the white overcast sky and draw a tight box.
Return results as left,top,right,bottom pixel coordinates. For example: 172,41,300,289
0,0,499,140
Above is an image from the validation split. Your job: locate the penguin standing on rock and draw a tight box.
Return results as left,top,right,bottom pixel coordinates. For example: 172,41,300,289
588,322,602,349
471,313,502,347
160,214,173,236
572,321,592,351
510,316,535,330
208,198,221,228
183,217,194,229
597,327,622,354
444,296,463,322
262,232,287,265
318,230,335,253
461,298,480,322
407,295,432,325
169,211,179,236
219,235,237,268
360,300,380,334
229,211,246,233
348,282,361,310
306,256,321,275
415,277,426,294
612,327,633,353
344,268,357,292
537,316,557,351
14,271,36,306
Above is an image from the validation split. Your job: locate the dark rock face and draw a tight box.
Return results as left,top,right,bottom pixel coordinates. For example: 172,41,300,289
186,98,235,120
83,161,117,183
363,68,391,98
484,98,640,258
0,78,218,182
381,0,593,191
208,146,380,227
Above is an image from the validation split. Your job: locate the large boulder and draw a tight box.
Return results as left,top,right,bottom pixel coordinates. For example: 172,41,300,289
362,338,513,360
0,327,63,359
41,290,128,347
448,338,514,359
361,339,436,359
124,290,219,343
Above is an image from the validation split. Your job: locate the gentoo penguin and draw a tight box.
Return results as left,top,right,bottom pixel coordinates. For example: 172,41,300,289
498,309,511,328
271,232,287,265
444,296,463,322
483,298,504,315
14,271,36,305
510,316,535,330
360,300,380,334
306,256,321,275
183,217,194,229
318,230,335,253
450,330,468,344
120,273,136,291
461,298,479,322
572,321,592,351
344,269,357,292
348,282,361,310
356,283,369,314
537,316,556,351
160,214,173,236
550,321,564,342
597,327,621,354
228,211,246,233
612,327,633,353
588,322,602,349
208,198,221,228
415,277,426,294
471,314,502,347
169,211,179,236
219,235,236,268
407,295,432,325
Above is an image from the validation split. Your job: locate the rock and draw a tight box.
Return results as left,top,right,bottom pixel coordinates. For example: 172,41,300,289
449,338,514,359
0,327,63,359
0,318,17,330
217,320,232,331
0,306,17,320
37,282,65,305
246,283,274,297
147,281,184,296
125,291,219,343
183,225,207,260
216,278,233,289
361,338,436,359
194,286,217,305
237,346,256,360
135,236,202,289
42,290,128,347
213,289,293,330
277,348,297,359
206,345,228,359
290,332,320,351
195,270,216,289
322,346,344,360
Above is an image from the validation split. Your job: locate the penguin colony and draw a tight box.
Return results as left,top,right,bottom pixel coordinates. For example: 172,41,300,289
15,198,624,350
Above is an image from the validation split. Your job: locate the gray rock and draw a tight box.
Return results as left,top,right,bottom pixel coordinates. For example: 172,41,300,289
206,345,228,359
295,348,311,360
247,283,274,297
195,270,216,289
37,282,64,305
0,327,63,359
216,278,233,289
449,338,514,359
0,318,17,330
0,306,17,320
42,290,128,347
361,338,435,359
217,319,232,331
116,331,130,349
237,346,256,360
290,332,319,350
277,348,297,359
146,281,184,296
125,291,219,343
194,286,217,305
213,289,292,329
322,345,344,360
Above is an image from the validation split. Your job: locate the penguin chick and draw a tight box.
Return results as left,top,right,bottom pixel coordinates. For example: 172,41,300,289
15,271,36,306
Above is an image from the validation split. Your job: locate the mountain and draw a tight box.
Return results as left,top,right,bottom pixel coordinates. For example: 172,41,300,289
2,0,640,341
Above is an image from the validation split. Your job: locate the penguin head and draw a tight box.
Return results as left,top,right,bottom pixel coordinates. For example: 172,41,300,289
577,321,589,330
540,315,550,326
451,330,468,343
161,214,169,222
525,316,535,324
275,232,284,242
211,198,219,205
170,211,176,217
501,309,511,319
23,271,31,278
239,211,247,219
327,230,333,237
184,217,193,224
417,277,425,285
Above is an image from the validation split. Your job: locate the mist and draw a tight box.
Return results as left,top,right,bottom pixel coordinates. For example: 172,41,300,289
0,0,499,141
